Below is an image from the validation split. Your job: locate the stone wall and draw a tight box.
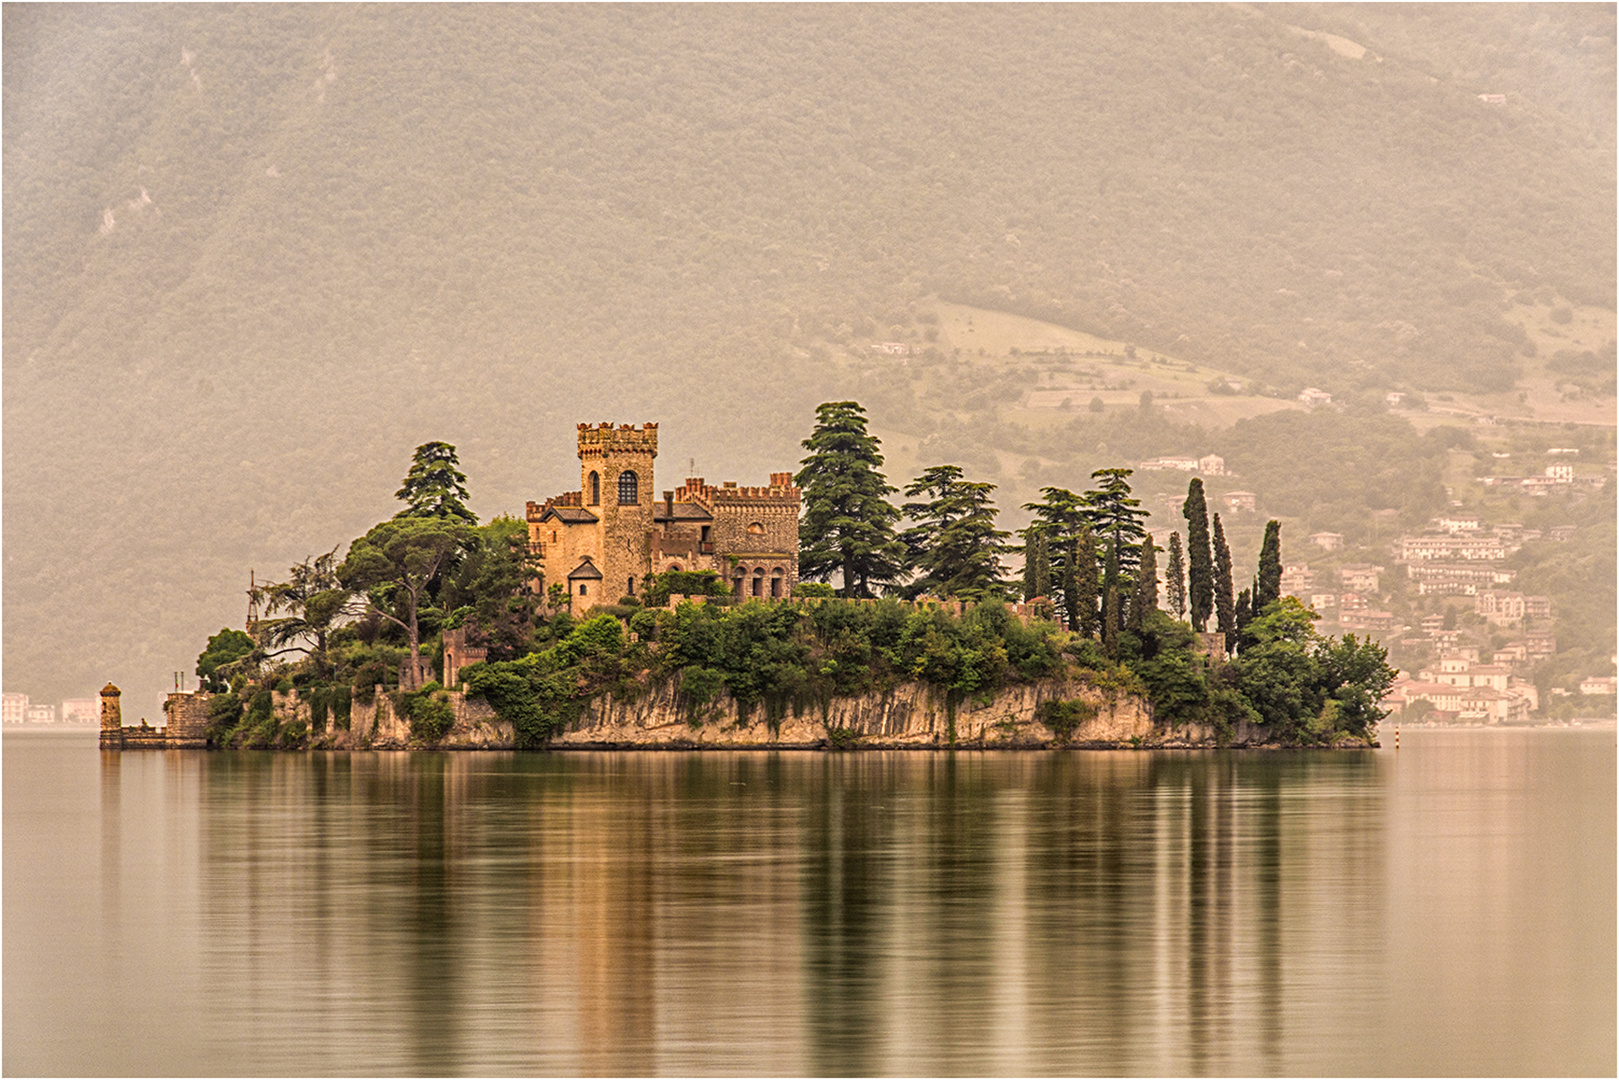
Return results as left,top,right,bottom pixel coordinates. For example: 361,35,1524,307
164,692,210,748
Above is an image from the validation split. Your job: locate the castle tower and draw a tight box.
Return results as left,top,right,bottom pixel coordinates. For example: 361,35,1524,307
577,423,658,604
99,683,122,749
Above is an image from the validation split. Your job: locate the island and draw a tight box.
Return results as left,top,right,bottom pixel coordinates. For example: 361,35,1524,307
104,405,1393,752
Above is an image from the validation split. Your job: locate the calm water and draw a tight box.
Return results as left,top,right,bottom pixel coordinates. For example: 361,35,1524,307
4,729,1613,1076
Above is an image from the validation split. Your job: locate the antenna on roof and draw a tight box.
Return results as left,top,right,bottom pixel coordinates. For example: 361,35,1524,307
247,569,259,630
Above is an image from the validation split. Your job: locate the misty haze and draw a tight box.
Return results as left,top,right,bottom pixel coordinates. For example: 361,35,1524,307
3,4,1614,1076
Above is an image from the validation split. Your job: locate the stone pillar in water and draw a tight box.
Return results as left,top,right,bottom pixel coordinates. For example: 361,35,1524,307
99,683,123,749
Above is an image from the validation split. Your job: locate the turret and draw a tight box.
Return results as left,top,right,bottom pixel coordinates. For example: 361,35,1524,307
99,683,122,749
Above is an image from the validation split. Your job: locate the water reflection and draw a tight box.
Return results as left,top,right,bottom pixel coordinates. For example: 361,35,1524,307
7,733,1612,1076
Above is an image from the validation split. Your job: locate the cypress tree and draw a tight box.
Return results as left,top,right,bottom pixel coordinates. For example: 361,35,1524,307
1255,520,1283,611
1165,530,1187,621
1022,527,1050,601
1060,539,1080,631
1073,527,1100,638
1101,541,1120,656
1234,586,1253,654
1182,479,1214,631
1212,512,1236,645
1024,487,1087,627
1128,533,1158,631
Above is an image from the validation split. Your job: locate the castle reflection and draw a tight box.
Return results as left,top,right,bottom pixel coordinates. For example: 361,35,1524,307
176,748,1389,1075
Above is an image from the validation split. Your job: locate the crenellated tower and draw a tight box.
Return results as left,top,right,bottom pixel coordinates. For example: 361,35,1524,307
577,423,658,602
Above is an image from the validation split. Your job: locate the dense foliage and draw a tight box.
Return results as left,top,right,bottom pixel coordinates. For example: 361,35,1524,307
464,597,1073,748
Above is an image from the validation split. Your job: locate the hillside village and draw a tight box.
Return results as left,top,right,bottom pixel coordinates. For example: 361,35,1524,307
1124,445,1613,726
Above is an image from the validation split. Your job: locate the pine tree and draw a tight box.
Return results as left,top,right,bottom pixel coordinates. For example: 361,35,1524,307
899,465,1010,599
395,441,478,524
1128,533,1158,631
1182,478,1214,631
1255,519,1283,612
1212,512,1236,645
1082,467,1150,580
795,401,907,598
1165,531,1187,620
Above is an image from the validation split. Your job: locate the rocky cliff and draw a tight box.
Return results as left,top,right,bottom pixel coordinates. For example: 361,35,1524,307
325,677,1311,750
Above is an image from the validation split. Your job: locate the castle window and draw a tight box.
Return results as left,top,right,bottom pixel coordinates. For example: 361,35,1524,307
588,471,600,506
771,568,784,599
627,577,635,596
579,584,588,596
752,567,764,597
618,470,639,505
747,522,765,535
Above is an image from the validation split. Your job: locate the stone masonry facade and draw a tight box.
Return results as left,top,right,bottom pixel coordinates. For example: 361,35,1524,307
98,682,209,749
526,422,800,614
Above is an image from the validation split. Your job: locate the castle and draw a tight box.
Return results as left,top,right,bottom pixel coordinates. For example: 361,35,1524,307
526,423,801,614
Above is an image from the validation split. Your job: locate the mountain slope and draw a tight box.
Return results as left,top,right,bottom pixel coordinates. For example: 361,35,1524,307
3,5,1612,708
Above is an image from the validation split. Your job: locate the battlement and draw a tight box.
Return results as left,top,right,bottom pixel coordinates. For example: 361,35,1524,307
528,491,585,520
713,480,800,505
577,422,659,456
675,477,717,506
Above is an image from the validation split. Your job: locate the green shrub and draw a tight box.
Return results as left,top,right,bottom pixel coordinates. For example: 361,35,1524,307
679,665,726,707
825,726,860,749
205,691,243,743
1037,698,1096,742
642,569,732,608
399,683,455,744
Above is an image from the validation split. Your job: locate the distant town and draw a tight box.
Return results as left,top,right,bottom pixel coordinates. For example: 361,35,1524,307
3,693,100,727
1125,444,1614,726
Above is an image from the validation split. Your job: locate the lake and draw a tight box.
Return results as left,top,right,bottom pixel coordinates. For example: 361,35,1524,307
4,729,1613,1076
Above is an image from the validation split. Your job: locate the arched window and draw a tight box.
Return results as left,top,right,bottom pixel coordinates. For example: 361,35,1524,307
747,521,765,535
752,567,765,597
588,471,600,506
618,470,639,505
771,567,784,599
